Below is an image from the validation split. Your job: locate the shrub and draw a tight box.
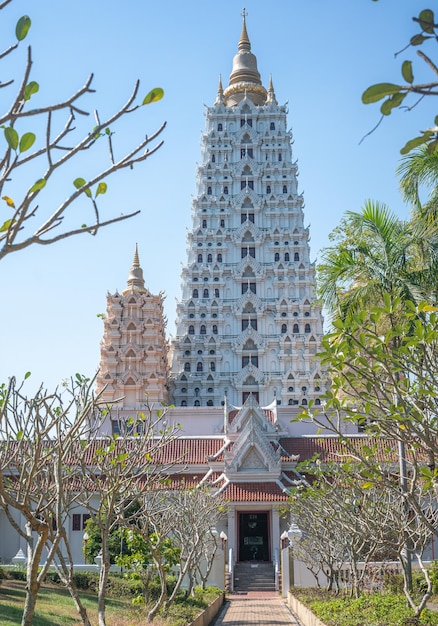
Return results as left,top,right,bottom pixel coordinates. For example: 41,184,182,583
0,566,4,585
7,568,26,581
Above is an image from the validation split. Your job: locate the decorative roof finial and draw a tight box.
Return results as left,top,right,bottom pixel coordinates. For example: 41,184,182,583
267,74,278,104
125,243,146,293
214,74,224,105
223,9,267,106
239,8,251,52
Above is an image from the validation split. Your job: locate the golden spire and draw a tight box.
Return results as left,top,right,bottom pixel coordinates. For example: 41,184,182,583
238,8,251,52
223,9,267,106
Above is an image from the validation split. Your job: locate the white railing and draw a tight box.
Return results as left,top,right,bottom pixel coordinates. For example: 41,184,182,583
273,547,280,591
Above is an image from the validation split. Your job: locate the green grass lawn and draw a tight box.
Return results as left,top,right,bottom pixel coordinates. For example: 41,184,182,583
0,579,222,626
0,580,146,626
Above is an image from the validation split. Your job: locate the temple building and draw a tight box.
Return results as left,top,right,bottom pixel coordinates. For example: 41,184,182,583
91,13,354,579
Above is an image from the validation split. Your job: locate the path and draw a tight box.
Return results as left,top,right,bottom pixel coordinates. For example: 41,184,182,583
211,591,303,626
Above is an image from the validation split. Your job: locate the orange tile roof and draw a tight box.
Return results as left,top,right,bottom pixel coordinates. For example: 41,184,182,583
222,481,289,502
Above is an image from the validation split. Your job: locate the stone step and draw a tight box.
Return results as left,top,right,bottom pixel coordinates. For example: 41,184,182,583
234,561,276,591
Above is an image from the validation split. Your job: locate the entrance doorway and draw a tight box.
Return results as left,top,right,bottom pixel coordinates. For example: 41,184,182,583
239,512,269,561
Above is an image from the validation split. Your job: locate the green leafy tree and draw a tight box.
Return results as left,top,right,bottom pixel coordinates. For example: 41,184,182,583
318,201,431,321
115,529,179,606
0,2,165,261
363,5,438,154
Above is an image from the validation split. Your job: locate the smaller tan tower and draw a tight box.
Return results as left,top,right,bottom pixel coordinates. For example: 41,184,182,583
96,246,169,432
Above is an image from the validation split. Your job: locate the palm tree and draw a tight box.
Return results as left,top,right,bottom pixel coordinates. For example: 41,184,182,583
398,146,438,223
318,200,431,320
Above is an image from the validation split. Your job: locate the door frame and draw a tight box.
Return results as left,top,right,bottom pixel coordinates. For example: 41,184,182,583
237,510,271,562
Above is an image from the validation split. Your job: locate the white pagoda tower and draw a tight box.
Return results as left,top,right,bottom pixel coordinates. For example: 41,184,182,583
170,13,326,408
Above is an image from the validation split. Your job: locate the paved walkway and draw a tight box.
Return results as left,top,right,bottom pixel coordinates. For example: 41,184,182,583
211,592,303,625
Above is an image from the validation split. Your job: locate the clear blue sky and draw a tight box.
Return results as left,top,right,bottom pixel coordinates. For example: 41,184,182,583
1,0,434,391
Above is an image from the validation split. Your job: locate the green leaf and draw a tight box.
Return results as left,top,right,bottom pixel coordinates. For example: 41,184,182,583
362,83,401,104
16,430,24,441
0,218,14,233
410,33,430,46
4,127,18,150
15,15,31,41
95,182,107,197
23,81,39,102
142,87,164,105
29,178,46,193
400,133,433,155
19,132,35,153
419,9,435,34
401,60,414,84
24,371,31,379
73,177,92,198
380,92,406,116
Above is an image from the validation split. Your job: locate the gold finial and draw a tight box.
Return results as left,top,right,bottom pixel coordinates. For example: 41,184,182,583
238,7,250,51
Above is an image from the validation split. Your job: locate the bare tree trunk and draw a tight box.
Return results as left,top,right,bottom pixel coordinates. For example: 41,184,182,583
147,559,167,622
22,523,48,626
55,546,92,626
97,543,111,626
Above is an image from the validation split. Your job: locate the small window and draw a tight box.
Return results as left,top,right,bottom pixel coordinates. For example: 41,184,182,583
207,254,212,263
197,362,203,372
212,154,215,163
305,323,311,333
210,362,216,372
194,400,200,406
281,324,287,334
293,324,299,334
218,123,223,131
207,399,213,406
207,186,212,195
181,387,187,393
241,283,256,294
220,219,225,227
192,289,198,299
288,399,293,405
202,219,207,228
270,122,275,130
188,325,195,335
288,386,294,392
278,153,282,162
315,399,321,406
214,288,219,297
217,253,222,262
302,399,308,406
285,253,290,261
203,289,209,298
266,185,271,194
184,363,191,372
224,186,228,195
294,252,300,261
241,213,255,223
200,325,206,335
283,185,287,194
181,400,187,406
212,324,218,334
274,252,280,262
197,254,203,263
72,514,81,531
